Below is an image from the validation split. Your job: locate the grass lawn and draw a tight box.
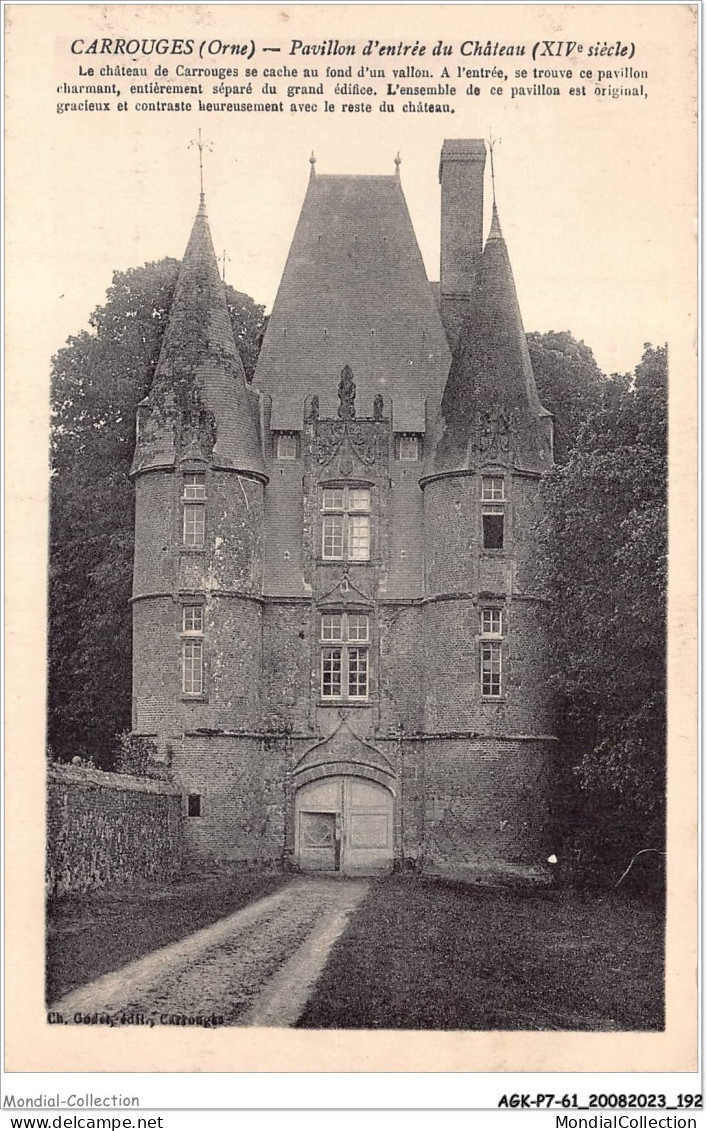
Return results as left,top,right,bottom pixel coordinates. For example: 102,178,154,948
46,869,289,1003
297,875,664,1031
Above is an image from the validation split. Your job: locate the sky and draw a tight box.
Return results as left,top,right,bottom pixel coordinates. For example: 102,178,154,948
7,4,695,388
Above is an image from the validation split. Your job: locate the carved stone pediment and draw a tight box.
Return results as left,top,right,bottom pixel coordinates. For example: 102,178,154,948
317,571,373,608
293,717,395,778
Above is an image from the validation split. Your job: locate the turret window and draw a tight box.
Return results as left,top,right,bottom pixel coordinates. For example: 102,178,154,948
320,613,369,700
321,487,371,561
183,505,205,548
480,606,504,697
182,604,205,696
481,476,506,550
183,473,206,500
182,640,203,695
481,476,505,501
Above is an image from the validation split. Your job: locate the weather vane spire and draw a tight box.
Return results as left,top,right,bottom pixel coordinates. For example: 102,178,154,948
189,128,213,197
487,129,501,207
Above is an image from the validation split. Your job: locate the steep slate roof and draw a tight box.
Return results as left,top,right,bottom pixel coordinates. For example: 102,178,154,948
254,172,451,427
133,195,265,478
425,203,552,477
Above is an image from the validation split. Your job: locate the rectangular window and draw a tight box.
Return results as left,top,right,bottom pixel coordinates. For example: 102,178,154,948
481,641,502,698
480,609,503,637
322,514,345,560
320,487,371,561
321,648,343,699
481,476,505,501
183,605,204,634
320,613,370,700
183,473,206,500
347,648,368,698
397,434,420,462
482,506,504,550
183,504,205,548
187,793,202,818
276,433,298,460
182,640,203,695
348,515,371,560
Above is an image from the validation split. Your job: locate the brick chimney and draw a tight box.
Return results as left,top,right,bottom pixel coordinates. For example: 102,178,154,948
438,139,487,352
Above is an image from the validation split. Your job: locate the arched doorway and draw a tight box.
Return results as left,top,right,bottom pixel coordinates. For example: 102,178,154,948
295,776,394,875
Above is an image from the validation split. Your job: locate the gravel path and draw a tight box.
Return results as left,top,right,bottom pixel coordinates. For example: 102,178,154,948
50,877,368,1028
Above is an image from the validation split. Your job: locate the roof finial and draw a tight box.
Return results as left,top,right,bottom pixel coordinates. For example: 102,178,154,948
219,249,231,283
487,130,503,240
309,151,317,177
487,129,500,207
188,128,213,199
394,151,401,177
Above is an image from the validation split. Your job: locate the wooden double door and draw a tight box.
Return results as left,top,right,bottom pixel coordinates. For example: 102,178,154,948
296,776,394,876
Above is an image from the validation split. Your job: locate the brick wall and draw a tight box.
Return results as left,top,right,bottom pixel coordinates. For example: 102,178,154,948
172,736,286,865
422,738,556,866
46,763,183,896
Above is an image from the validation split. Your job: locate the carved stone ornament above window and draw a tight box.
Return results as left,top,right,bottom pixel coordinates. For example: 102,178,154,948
338,364,357,421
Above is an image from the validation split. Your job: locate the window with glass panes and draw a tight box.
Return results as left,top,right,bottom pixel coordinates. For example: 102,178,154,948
321,487,371,561
182,604,204,695
480,606,503,697
320,612,369,700
481,476,505,550
183,473,206,499
276,433,298,460
396,434,420,461
183,504,205,547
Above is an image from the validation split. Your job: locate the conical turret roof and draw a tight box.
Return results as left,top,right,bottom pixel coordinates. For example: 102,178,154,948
424,203,552,478
132,195,266,478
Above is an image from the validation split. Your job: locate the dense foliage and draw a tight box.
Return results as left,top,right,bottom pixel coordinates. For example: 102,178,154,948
538,344,667,884
48,259,265,767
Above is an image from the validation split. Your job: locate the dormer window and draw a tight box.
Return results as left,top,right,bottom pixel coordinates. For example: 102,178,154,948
276,432,298,460
396,434,420,462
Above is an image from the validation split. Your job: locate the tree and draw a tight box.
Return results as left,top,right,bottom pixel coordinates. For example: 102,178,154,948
538,345,667,883
527,331,607,465
48,259,265,768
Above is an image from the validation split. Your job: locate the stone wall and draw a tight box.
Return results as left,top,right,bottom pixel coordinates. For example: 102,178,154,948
46,763,183,896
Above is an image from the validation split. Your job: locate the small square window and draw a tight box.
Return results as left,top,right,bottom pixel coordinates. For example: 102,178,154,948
183,473,206,500
183,605,204,634
482,507,504,550
183,505,205,548
348,489,371,512
322,488,345,512
481,476,505,501
276,433,298,460
481,609,503,637
347,614,369,643
397,435,420,462
187,793,202,818
321,613,344,642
